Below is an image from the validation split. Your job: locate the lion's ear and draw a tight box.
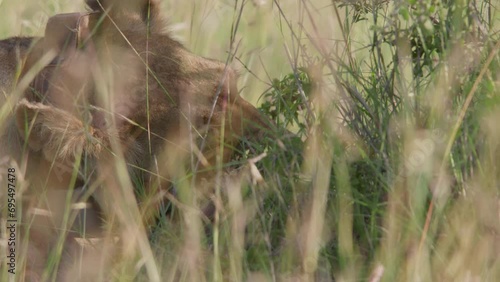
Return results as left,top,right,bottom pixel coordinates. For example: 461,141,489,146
15,99,102,161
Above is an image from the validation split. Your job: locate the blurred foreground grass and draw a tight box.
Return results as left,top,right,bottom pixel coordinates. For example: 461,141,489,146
1,0,499,281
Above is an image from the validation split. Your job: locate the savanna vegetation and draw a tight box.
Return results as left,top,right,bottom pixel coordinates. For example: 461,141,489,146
1,0,499,281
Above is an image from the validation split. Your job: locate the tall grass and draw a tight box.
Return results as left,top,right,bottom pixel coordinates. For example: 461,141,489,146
0,0,499,281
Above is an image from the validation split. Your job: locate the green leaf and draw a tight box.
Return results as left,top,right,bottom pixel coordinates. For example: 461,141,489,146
400,7,410,21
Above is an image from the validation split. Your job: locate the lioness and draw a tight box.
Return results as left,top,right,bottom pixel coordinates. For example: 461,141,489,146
1,0,274,279
2,0,273,209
